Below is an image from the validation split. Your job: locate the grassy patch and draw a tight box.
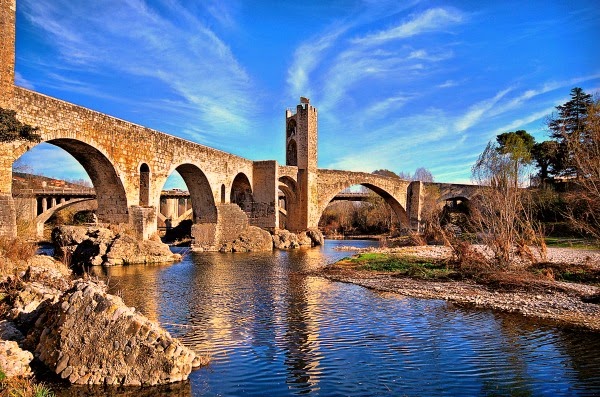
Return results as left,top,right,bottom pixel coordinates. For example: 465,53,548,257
348,253,456,280
544,237,600,249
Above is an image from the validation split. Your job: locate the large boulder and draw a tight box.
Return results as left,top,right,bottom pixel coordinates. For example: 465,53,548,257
31,280,206,386
219,226,273,253
272,229,299,249
272,229,324,250
52,226,181,267
6,258,72,328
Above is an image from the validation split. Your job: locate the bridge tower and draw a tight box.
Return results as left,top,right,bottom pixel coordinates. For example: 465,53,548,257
285,97,319,231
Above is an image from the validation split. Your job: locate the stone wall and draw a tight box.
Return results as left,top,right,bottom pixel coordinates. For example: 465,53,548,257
0,0,15,108
250,161,278,230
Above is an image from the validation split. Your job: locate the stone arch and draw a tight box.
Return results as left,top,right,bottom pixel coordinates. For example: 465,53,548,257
35,198,96,237
139,163,150,206
278,176,298,229
319,182,410,228
286,139,297,166
230,172,253,212
168,164,217,223
12,139,129,224
286,119,297,139
220,184,226,203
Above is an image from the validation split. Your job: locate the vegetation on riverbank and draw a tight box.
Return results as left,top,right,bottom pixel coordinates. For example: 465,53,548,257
334,249,600,293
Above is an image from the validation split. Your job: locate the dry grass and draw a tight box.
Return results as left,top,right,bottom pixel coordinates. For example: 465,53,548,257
0,237,37,277
0,372,54,397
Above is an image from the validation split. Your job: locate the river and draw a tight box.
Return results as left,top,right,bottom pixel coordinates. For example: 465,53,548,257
80,240,600,396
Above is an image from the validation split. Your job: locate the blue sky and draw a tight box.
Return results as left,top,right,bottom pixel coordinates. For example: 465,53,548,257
13,0,600,186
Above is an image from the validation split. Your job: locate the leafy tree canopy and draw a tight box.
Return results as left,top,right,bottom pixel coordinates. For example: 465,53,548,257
0,107,41,143
496,130,535,164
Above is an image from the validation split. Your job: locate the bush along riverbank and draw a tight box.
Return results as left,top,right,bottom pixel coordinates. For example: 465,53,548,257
0,232,207,396
318,245,600,331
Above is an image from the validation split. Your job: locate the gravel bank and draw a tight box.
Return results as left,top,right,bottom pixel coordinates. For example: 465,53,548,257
322,245,600,331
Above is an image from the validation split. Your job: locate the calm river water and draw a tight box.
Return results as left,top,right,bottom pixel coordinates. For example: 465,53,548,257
79,240,600,396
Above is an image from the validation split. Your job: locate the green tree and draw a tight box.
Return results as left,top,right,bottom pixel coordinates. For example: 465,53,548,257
548,87,593,177
494,130,535,188
531,140,558,181
496,130,535,161
0,107,41,142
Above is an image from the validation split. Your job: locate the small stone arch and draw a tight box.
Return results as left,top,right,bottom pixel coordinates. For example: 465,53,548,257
220,184,226,203
139,163,150,206
286,119,297,138
230,173,253,212
278,176,298,229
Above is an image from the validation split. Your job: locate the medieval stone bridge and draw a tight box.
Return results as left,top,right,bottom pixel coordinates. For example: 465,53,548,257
0,0,479,247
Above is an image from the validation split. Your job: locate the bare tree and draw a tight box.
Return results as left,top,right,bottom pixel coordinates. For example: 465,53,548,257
562,98,600,239
470,140,537,268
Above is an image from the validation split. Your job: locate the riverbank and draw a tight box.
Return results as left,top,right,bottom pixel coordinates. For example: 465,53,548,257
317,245,600,332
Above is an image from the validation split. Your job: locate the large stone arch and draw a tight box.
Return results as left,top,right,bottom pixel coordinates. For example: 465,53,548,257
162,163,217,224
320,183,410,227
316,170,412,229
11,138,129,224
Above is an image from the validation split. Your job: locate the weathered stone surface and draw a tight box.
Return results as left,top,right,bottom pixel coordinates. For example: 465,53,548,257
52,226,181,267
272,229,300,249
31,280,204,386
219,226,273,253
306,228,324,246
105,234,181,266
6,260,71,328
0,339,33,378
272,228,324,250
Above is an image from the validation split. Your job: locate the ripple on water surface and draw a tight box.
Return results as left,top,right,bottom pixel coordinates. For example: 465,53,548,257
93,241,600,397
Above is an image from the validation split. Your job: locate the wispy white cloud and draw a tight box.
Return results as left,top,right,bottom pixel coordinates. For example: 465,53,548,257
490,107,555,137
351,7,464,45
287,26,347,99
21,0,255,138
437,79,458,88
454,88,512,132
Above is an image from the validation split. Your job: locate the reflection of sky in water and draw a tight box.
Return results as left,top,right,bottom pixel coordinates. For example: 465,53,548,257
94,241,600,396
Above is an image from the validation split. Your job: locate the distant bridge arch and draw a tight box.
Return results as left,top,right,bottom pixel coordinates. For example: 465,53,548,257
316,170,413,228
